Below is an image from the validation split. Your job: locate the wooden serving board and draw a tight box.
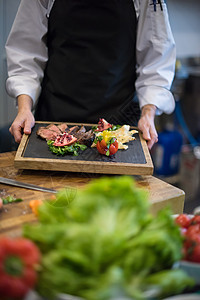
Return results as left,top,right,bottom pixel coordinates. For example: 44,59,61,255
14,122,154,175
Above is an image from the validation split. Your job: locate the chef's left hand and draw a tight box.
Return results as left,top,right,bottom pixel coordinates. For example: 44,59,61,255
138,104,158,150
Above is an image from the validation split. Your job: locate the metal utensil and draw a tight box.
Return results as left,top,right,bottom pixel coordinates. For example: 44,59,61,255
0,176,57,193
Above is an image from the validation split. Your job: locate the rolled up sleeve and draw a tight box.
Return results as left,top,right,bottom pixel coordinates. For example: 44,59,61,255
135,0,176,115
5,0,49,105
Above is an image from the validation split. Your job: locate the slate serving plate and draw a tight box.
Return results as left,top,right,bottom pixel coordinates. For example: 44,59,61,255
14,122,153,175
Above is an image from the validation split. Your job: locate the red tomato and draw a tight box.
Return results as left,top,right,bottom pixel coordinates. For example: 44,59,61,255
180,227,187,236
0,237,41,299
187,244,200,263
96,138,118,156
190,215,200,226
175,214,191,228
186,224,200,236
109,139,118,155
96,139,108,155
184,232,200,250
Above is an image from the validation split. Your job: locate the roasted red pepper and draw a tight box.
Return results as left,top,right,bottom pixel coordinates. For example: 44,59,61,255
96,136,118,156
0,237,41,299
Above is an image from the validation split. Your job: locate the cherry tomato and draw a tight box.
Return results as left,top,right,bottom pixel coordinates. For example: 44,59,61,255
180,227,187,237
96,139,108,155
190,215,200,226
184,232,200,250
176,214,200,263
186,224,200,236
109,139,118,155
187,244,200,263
175,214,191,228
96,138,118,156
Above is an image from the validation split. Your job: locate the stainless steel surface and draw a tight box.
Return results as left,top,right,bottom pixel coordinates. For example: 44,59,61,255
0,176,57,193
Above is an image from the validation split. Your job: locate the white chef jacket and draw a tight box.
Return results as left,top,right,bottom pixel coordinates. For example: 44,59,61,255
5,0,176,115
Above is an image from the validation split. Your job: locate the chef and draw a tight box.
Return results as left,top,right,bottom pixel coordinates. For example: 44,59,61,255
6,0,176,150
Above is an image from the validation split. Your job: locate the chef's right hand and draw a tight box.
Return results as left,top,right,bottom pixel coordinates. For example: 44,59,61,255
9,95,35,143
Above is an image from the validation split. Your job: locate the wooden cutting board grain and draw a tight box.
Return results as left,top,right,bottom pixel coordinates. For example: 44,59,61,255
0,152,185,237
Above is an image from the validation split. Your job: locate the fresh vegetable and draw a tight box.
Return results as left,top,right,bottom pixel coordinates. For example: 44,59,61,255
145,269,194,299
190,215,200,225
53,132,77,147
95,136,118,156
187,244,200,263
29,199,43,216
0,237,41,299
109,139,118,155
95,136,107,154
175,214,200,263
186,223,200,236
175,214,191,228
95,118,112,132
47,140,87,156
107,124,122,131
2,195,23,205
94,125,137,151
23,176,193,300
0,197,3,210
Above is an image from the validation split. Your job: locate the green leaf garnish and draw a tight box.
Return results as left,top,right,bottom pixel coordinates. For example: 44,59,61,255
47,140,87,156
2,196,23,205
94,135,103,144
106,149,110,156
92,126,98,131
109,137,116,145
107,125,121,131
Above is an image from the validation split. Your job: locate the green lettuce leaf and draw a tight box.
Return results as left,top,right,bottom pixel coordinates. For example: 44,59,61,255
23,176,194,300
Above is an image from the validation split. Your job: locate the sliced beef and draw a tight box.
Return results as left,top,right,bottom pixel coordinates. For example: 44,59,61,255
58,123,68,133
84,129,95,146
70,125,95,146
74,125,86,141
37,123,94,145
46,124,61,134
68,126,79,135
76,129,95,146
36,127,58,141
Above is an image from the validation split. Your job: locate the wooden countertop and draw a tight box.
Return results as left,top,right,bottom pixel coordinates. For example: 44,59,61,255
0,151,185,237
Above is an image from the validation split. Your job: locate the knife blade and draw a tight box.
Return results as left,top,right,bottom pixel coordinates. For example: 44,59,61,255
0,177,57,193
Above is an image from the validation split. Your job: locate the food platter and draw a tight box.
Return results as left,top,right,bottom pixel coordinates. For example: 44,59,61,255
14,121,154,175
14,121,153,175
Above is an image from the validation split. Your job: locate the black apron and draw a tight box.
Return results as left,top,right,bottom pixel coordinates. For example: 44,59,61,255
35,0,140,125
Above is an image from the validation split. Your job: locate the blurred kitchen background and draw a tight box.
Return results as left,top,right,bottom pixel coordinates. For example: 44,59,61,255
0,0,200,212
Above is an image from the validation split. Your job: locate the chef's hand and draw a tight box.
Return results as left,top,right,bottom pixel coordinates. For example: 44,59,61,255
138,104,158,150
9,95,35,143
